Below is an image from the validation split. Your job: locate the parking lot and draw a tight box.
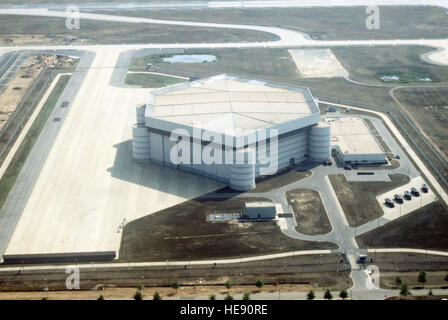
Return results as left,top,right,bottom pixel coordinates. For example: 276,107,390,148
376,176,438,221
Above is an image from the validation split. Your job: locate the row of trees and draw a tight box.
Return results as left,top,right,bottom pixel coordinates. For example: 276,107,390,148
97,272,448,300
306,289,348,300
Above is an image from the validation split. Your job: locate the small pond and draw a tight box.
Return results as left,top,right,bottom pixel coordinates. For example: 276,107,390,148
162,54,217,63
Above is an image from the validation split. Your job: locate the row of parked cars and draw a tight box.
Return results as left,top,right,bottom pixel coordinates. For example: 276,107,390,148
385,184,428,208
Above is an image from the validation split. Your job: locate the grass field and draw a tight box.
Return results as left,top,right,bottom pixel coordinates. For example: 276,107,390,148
0,74,70,211
119,196,337,262
111,6,448,40
356,200,448,251
0,14,272,46
328,174,410,227
286,189,332,235
124,73,186,88
130,48,400,109
393,87,448,157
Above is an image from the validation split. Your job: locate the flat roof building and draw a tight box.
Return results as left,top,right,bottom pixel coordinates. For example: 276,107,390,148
327,117,387,164
244,201,276,219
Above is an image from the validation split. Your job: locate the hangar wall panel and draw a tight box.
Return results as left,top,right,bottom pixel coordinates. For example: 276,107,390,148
132,124,151,162
149,131,164,164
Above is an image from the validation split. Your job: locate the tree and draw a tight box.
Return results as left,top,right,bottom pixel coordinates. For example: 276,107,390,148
134,290,143,300
243,293,251,300
306,290,315,300
134,284,144,300
97,295,105,300
418,271,427,287
256,280,264,288
225,281,232,293
209,294,216,300
339,289,348,300
172,282,180,294
324,289,333,300
395,276,403,287
399,283,411,299
224,294,234,301
153,292,162,300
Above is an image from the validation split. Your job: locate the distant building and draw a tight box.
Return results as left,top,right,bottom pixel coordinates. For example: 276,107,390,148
244,201,276,219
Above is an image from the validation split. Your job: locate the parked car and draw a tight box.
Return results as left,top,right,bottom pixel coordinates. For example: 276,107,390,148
385,198,395,207
421,184,428,193
411,187,420,196
394,194,403,203
404,190,412,200
344,165,352,170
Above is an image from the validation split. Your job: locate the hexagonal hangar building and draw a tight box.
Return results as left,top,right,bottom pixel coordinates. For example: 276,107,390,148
132,74,331,191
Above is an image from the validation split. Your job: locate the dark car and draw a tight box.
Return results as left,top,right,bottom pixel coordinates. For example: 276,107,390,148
404,190,412,200
421,184,428,193
411,187,420,196
344,165,352,170
385,198,395,208
394,194,403,203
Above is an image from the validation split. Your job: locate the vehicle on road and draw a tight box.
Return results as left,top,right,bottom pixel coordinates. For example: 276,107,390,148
344,165,352,170
396,154,400,159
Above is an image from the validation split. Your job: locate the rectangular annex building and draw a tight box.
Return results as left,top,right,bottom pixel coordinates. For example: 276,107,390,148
327,117,387,165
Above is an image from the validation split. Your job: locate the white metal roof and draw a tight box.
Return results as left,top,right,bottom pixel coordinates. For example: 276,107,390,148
147,74,319,136
327,117,385,155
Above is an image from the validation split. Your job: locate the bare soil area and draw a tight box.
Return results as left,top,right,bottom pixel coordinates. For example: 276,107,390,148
286,189,332,235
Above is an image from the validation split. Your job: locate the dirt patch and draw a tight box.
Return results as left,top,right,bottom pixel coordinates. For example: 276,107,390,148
286,189,332,235
0,54,73,131
289,48,348,78
329,173,410,227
